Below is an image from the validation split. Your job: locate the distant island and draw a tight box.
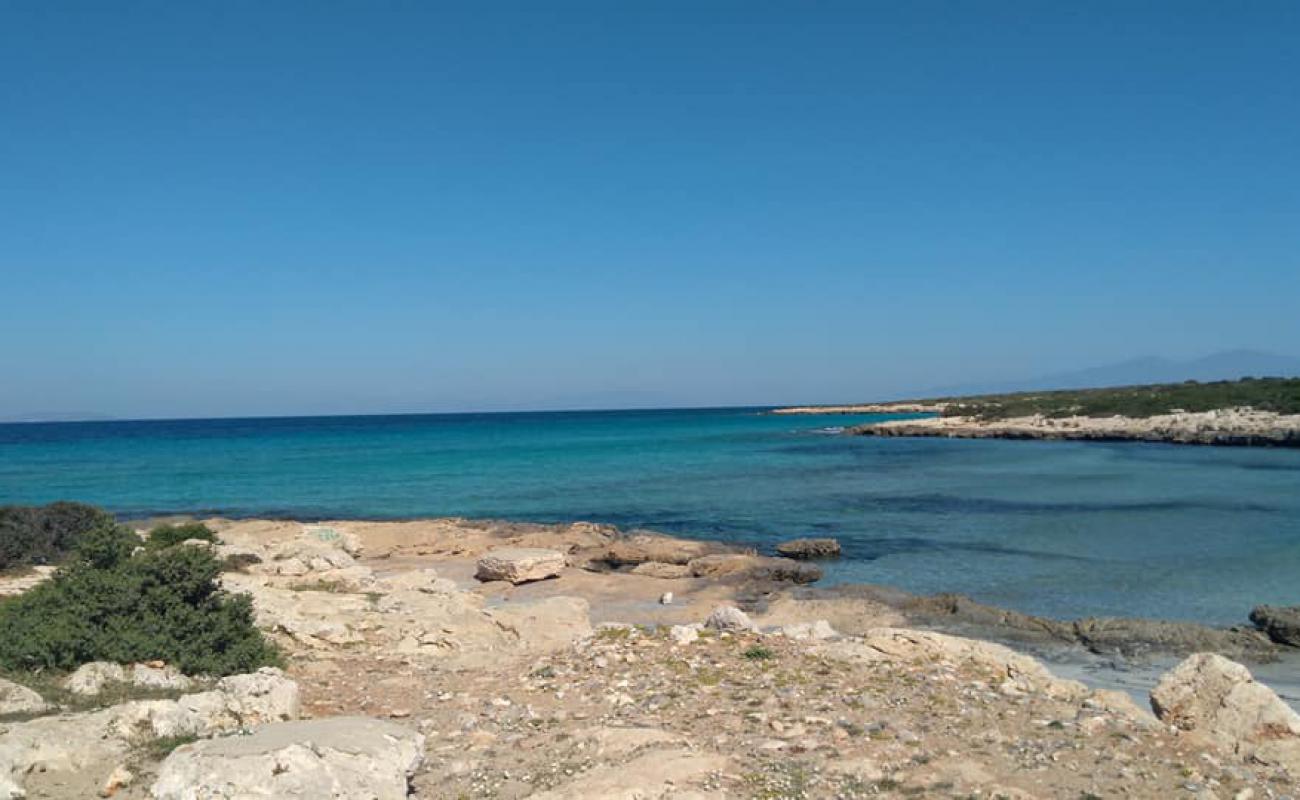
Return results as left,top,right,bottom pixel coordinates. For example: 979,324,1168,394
774,377,1300,447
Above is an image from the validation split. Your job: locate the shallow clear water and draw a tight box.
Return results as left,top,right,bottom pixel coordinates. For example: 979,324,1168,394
2,408,1297,625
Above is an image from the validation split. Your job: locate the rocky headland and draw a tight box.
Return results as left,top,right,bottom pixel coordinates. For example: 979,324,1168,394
847,409,1300,448
2,516,1298,798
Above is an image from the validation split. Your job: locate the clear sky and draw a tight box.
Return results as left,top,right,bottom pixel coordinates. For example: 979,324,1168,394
2,1,1298,419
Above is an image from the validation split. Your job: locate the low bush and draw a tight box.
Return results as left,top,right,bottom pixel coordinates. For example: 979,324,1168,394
146,521,218,550
0,525,279,676
0,502,115,571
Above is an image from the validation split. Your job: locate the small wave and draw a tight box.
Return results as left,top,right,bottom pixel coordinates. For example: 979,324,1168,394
814,426,845,435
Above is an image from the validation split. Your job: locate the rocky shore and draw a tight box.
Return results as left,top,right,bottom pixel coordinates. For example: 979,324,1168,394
2,516,1299,798
849,408,1300,447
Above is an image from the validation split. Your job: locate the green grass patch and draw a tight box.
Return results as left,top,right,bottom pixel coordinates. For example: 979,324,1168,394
926,377,1300,420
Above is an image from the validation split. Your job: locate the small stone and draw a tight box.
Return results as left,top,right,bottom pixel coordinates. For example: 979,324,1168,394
99,765,134,797
659,592,673,605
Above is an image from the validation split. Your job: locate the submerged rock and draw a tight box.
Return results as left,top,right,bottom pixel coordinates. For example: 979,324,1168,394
1151,653,1300,772
474,548,565,584
151,716,424,800
688,553,822,584
775,537,841,559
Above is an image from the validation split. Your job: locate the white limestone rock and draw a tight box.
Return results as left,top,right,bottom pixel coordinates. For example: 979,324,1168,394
0,678,48,717
150,716,424,800
1151,652,1300,772
474,548,565,584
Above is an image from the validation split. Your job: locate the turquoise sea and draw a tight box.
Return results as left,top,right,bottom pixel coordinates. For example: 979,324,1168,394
2,408,1297,626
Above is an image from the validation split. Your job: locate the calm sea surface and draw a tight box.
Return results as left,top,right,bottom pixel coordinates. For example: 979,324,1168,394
2,408,1297,625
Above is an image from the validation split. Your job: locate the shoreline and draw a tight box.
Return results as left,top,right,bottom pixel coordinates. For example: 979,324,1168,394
4,513,1300,797
847,408,1300,447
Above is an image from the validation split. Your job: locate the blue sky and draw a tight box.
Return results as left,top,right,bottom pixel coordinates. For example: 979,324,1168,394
2,1,1298,418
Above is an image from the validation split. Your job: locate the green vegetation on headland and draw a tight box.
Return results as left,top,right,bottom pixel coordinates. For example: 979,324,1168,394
0,504,279,676
930,377,1300,420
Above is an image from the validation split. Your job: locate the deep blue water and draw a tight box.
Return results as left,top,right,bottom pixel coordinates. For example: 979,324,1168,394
2,407,1298,625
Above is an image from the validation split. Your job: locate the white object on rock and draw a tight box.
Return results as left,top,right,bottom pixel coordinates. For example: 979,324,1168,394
150,716,425,800
474,548,565,584
704,605,757,633
0,677,49,716
1150,652,1300,771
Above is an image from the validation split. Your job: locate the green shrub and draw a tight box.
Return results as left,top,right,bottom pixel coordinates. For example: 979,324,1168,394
146,521,218,550
0,525,280,676
0,502,115,570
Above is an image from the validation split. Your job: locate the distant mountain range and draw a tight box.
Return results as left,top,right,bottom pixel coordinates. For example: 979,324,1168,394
925,350,1300,398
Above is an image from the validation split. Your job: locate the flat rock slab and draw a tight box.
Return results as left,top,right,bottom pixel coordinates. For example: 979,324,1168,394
151,716,425,800
475,548,565,584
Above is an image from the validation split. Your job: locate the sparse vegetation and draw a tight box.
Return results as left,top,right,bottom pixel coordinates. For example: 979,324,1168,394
145,521,218,550
741,644,776,661
0,524,279,676
929,377,1300,420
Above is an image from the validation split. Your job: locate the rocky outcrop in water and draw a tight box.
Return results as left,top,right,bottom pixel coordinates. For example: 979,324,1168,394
1250,605,1300,647
850,408,1300,447
775,537,841,559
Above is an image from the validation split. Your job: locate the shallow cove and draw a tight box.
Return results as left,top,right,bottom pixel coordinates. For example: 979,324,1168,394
2,407,1298,625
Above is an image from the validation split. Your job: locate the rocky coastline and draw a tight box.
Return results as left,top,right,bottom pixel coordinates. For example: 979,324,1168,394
2,515,1299,798
847,408,1300,447
770,403,947,415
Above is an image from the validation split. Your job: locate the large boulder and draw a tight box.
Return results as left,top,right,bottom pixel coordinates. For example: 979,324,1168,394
150,717,425,800
1250,605,1300,647
1150,653,1300,771
474,548,565,584
704,605,758,633
0,678,48,716
65,662,129,696
775,537,841,559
